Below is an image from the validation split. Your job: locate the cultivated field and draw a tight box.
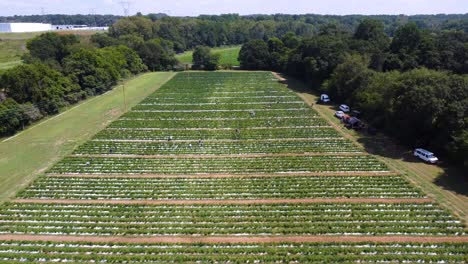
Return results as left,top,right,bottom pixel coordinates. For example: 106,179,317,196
0,72,466,262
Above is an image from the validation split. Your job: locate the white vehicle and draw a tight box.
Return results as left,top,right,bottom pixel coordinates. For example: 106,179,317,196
320,94,330,103
339,104,350,112
335,111,345,119
414,148,439,164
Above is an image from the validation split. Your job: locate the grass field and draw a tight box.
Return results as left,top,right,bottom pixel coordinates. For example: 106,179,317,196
0,32,40,70
176,46,241,66
0,72,175,201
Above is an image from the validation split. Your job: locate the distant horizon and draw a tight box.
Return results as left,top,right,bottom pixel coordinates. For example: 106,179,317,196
0,0,467,17
1,12,468,17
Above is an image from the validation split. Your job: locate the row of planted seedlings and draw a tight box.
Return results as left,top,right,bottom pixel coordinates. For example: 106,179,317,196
47,155,390,174
108,117,329,129
0,242,466,263
72,139,361,155
93,127,343,141
0,203,464,236
19,175,424,200
121,109,318,119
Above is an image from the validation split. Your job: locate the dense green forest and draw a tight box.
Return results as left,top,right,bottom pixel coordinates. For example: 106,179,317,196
0,13,467,168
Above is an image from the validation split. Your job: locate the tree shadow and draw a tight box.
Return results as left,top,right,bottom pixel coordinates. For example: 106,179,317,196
276,72,468,197
433,166,468,196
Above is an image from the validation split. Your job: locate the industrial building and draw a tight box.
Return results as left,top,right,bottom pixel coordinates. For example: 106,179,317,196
0,23,52,33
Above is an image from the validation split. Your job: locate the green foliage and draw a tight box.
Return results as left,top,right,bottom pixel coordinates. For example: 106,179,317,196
287,32,349,83
281,32,300,49
342,67,468,168
192,46,220,70
0,98,26,135
238,40,271,70
26,32,79,63
63,48,120,95
135,39,177,71
323,54,373,103
109,16,154,41
90,33,120,48
1,63,80,114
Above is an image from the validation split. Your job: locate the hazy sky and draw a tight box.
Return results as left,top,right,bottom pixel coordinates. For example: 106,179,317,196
0,0,467,16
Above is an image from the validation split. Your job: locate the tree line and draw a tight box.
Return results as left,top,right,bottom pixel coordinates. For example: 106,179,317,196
1,13,467,33
237,19,468,169
0,32,147,136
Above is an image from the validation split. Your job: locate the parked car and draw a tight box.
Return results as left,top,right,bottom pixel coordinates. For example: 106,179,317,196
335,111,345,119
339,104,350,112
414,148,439,164
318,94,330,104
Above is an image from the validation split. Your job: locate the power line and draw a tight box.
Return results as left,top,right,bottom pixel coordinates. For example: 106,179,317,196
118,1,132,17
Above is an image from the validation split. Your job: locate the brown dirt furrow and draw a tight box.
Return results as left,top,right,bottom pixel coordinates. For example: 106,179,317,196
13,198,433,205
45,171,399,178
92,138,347,143
0,235,467,244
70,153,365,159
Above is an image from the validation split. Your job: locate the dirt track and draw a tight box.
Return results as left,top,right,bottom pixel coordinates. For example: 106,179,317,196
0,234,467,244
14,198,433,205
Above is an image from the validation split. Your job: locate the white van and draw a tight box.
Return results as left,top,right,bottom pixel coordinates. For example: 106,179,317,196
339,104,350,112
414,148,438,164
320,94,330,103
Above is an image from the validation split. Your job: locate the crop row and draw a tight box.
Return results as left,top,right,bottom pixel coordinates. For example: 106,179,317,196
47,155,389,174
108,118,329,129
0,242,466,263
92,127,343,141
18,176,424,200
72,139,360,155
0,203,463,236
132,102,308,111
141,94,297,103
122,110,317,119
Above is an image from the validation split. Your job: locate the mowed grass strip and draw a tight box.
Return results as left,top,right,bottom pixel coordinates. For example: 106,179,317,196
0,72,176,201
176,46,241,66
